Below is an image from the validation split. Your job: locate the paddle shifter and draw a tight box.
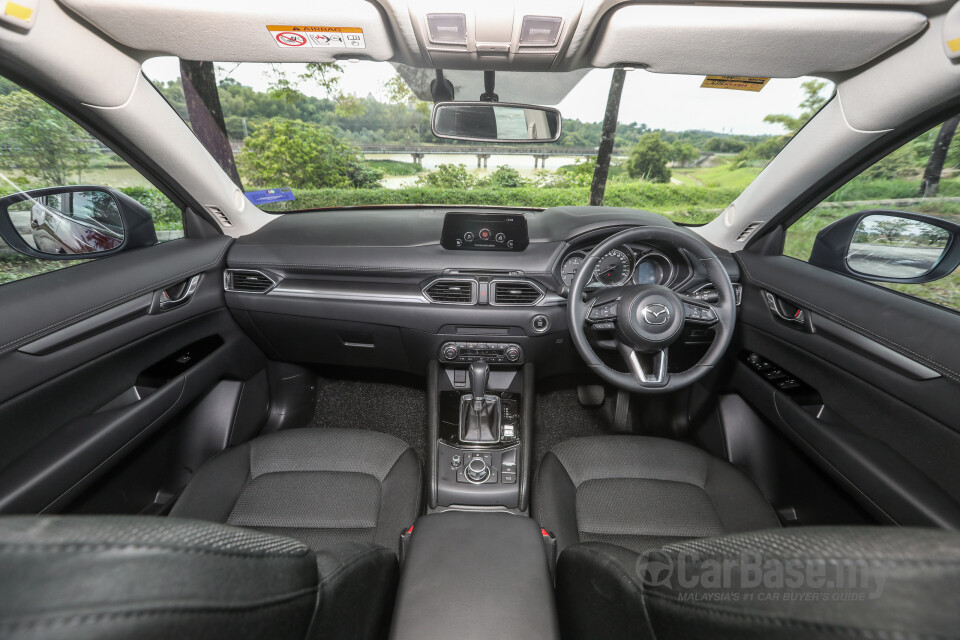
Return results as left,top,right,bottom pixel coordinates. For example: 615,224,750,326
460,361,501,443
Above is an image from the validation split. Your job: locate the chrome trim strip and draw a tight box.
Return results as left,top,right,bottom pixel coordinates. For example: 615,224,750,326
489,279,546,306
269,282,427,304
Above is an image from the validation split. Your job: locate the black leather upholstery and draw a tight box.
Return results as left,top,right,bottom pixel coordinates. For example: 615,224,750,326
171,428,422,554
0,516,318,640
556,526,960,640
534,436,779,553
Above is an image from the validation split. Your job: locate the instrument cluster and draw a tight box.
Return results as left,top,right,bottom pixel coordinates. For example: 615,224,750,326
559,243,683,290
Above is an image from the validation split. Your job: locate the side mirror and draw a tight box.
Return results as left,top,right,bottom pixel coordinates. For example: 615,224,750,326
809,210,960,283
431,102,561,143
0,186,157,260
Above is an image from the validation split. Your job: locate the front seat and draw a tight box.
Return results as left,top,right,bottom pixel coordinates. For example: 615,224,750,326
171,427,422,640
534,436,779,553
0,516,320,640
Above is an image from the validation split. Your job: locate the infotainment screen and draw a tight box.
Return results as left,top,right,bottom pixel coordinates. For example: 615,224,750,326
440,213,529,251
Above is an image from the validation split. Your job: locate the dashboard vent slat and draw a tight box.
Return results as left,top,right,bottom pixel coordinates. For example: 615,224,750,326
224,269,277,294
735,221,764,243
424,279,476,304
492,280,543,306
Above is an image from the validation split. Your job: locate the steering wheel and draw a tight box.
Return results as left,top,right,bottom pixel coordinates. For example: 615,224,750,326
567,226,737,393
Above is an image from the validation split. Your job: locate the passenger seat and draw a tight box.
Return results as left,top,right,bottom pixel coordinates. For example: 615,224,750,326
171,427,422,640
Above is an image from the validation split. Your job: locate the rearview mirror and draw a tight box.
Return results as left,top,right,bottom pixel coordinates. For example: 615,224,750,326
809,210,960,283
0,186,158,260
431,102,561,143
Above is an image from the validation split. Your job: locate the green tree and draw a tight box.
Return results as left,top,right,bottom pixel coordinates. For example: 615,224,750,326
0,90,94,185
479,166,528,188
625,132,672,183
415,164,476,189
763,79,830,135
669,142,699,167
238,118,381,189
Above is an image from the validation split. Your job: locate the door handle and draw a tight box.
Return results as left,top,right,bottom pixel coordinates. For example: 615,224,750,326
763,290,806,324
158,275,200,311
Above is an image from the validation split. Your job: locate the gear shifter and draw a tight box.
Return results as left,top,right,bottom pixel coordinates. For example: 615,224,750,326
469,361,489,411
460,361,501,443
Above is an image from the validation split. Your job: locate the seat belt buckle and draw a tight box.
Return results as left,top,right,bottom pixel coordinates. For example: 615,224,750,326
399,524,415,566
541,528,557,583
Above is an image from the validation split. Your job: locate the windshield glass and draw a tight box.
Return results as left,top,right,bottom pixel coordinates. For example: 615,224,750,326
142,59,832,224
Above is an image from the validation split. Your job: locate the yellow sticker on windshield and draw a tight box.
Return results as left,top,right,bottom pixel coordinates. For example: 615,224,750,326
701,76,770,92
266,25,365,49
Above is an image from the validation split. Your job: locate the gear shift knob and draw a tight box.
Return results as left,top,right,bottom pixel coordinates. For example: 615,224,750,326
469,361,489,400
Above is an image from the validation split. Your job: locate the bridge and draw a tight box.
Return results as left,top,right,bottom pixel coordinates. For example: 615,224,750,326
359,145,623,168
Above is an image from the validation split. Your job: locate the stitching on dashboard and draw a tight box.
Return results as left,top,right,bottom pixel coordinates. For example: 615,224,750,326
738,257,960,384
0,241,231,355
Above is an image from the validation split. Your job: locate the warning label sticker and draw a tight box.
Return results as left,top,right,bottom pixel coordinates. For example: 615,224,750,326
267,25,365,49
700,76,770,92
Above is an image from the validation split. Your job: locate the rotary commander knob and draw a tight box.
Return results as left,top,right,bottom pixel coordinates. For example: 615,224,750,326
465,457,490,483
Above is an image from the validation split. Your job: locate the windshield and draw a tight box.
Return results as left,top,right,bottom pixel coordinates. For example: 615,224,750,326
142,59,832,224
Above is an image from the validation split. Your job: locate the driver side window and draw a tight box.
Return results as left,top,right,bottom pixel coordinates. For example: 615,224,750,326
784,116,960,312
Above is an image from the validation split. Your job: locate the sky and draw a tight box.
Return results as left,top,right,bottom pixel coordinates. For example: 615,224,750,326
143,57,827,136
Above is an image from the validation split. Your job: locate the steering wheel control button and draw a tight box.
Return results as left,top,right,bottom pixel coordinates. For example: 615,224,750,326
589,302,619,321
592,322,615,331
495,232,506,243
531,314,550,333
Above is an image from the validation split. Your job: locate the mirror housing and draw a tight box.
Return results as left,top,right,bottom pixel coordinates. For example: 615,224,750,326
809,209,960,283
431,102,561,143
0,186,158,260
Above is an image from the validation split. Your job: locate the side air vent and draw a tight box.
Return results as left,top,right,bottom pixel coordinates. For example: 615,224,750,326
491,280,544,306
424,279,477,304
207,206,232,227
735,221,764,242
224,269,278,293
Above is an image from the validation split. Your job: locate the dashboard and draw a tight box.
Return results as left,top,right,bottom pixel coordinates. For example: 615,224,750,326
221,206,739,375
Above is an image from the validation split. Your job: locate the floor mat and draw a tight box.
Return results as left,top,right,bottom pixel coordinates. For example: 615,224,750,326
308,373,427,465
533,383,613,477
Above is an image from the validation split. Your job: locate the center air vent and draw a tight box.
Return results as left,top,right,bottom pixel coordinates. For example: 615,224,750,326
224,269,278,293
424,279,477,304
491,280,543,305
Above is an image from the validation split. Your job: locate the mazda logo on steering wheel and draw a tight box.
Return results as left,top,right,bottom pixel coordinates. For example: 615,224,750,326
642,303,671,325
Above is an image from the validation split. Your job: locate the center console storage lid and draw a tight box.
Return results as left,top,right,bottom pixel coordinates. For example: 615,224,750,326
389,512,560,640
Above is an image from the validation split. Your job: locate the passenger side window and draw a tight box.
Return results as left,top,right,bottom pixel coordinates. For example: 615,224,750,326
784,116,960,312
0,74,183,286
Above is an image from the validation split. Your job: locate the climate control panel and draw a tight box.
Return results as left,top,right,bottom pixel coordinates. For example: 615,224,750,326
440,341,523,364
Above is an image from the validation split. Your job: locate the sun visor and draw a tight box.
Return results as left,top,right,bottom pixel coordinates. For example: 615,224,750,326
59,0,395,62
591,5,927,78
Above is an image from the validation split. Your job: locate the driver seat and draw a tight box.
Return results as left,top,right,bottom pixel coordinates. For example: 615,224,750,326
534,436,779,553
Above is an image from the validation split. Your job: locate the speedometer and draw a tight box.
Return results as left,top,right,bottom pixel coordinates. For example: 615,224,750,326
594,249,632,286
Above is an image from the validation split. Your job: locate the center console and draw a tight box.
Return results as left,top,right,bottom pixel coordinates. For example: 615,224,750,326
428,354,533,511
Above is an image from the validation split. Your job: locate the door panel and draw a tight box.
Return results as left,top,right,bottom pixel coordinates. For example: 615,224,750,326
0,237,268,513
734,250,960,527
